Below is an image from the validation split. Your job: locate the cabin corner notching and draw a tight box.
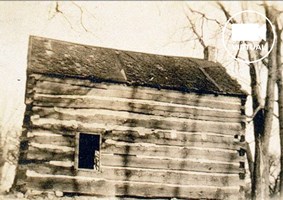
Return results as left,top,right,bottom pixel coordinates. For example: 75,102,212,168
17,36,248,199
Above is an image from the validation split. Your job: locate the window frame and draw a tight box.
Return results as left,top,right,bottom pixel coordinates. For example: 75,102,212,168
75,132,102,172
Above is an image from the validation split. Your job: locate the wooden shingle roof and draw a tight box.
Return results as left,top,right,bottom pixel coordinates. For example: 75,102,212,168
27,36,247,97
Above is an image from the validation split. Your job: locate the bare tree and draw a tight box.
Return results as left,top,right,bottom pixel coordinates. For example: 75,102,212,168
183,2,282,200
49,1,96,35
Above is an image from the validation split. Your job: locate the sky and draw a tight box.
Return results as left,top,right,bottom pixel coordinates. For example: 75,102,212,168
0,1,282,153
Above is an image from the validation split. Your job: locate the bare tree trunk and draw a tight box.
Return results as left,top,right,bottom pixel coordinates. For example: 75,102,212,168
246,141,254,182
260,6,278,199
278,68,283,199
261,64,276,198
251,5,278,200
245,45,265,199
253,139,263,199
276,24,283,199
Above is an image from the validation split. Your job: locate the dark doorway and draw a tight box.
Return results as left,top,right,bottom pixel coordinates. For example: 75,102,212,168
78,133,100,170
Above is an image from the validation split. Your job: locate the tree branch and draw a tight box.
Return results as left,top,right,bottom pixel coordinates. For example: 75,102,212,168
187,7,223,27
184,12,206,48
72,2,89,32
216,2,236,23
247,105,264,123
50,2,74,30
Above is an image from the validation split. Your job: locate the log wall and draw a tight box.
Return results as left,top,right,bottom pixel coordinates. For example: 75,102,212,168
18,73,246,199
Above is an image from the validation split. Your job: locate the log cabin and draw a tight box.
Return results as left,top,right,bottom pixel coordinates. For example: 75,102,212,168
17,36,247,199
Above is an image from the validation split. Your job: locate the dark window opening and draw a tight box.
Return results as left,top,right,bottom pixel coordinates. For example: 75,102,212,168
78,133,100,170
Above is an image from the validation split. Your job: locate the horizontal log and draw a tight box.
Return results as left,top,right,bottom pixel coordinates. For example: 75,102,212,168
103,130,244,150
20,164,241,187
29,128,244,151
96,167,241,187
101,140,243,163
29,129,78,137
32,75,241,104
102,154,243,174
19,163,75,177
32,107,242,135
27,146,74,161
33,94,244,123
34,92,242,116
25,173,240,199
27,134,75,147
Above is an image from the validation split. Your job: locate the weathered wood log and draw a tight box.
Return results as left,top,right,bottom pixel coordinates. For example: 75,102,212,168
27,146,74,161
101,154,243,174
28,129,78,137
20,164,241,187
101,140,243,163
31,107,242,135
33,94,244,123
31,74,241,103
102,130,245,150
25,173,240,199
28,134,75,147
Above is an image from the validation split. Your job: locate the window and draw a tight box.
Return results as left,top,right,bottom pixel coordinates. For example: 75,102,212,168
77,133,100,170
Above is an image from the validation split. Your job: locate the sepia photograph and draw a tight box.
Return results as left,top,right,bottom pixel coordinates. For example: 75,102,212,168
0,1,283,200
